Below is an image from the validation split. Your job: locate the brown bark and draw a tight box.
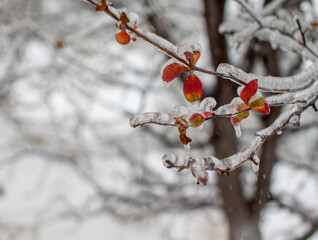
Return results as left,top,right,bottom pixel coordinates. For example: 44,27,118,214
203,0,261,239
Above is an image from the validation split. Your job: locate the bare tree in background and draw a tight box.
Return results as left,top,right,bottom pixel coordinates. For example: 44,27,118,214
0,0,318,240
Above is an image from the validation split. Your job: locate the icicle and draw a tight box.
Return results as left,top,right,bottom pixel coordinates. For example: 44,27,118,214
184,143,191,151
199,97,217,113
252,155,260,172
190,162,208,185
234,125,242,138
169,105,188,118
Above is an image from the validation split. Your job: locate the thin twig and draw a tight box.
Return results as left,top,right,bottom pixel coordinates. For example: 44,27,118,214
295,17,306,46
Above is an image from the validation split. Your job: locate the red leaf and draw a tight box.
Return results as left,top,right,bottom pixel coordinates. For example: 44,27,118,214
183,74,203,102
189,113,205,128
230,103,250,126
203,111,213,118
115,28,131,45
162,62,188,83
249,97,270,115
240,79,258,105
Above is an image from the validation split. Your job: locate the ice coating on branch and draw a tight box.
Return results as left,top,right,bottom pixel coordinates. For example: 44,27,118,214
129,112,174,128
252,155,260,172
255,29,318,60
127,11,139,27
290,114,300,127
163,153,208,184
217,63,317,92
177,42,202,62
214,102,237,116
199,97,216,116
190,162,208,185
108,5,121,19
169,105,188,118
162,153,188,169
136,29,177,54
220,8,318,60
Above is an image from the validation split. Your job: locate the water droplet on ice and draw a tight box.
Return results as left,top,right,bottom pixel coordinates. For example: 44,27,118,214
169,105,188,118
184,144,191,151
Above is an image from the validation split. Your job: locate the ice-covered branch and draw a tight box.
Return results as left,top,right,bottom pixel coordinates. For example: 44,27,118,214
84,0,251,86
221,2,318,60
163,92,318,181
217,63,317,92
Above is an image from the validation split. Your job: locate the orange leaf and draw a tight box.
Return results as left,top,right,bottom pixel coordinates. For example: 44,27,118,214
193,51,200,64
189,113,205,128
249,97,270,115
119,12,130,24
96,0,106,11
183,74,203,103
162,62,188,83
240,79,258,104
115,29,131,45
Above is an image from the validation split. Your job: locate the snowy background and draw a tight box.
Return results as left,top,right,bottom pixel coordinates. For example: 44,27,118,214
0,0,318,239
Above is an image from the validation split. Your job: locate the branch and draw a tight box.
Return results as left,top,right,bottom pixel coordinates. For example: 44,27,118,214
233,0,263,26
162,93,318,181
84,0,252,86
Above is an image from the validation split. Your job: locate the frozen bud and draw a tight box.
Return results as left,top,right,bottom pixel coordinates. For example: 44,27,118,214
190,162,208,185
162,153,178,168
251,155,260,172
276,130,282,135
290,114,300,127
169,105,188,118
127,12,139,26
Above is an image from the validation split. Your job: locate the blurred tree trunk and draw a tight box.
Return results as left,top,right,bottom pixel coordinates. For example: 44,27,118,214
203,0,262,239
